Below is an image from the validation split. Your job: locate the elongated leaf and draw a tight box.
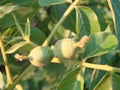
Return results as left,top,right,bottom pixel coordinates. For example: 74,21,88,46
76,6,100,38
24,18,30,41
3,26,46,46
57,68,84,90
5,41,28,54
38,0,72,6
107,0,120,49
83,32,118,59
0,4,19,19
3,28,19,37
3,26,46,54
13,15,24,37
94,72,120,90
0,72,5,89
4,37,23,47
2,28,22,45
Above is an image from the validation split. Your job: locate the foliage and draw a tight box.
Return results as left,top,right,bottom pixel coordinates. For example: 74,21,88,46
0,0,120,90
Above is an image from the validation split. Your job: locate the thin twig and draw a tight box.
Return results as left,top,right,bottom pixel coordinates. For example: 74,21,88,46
58,59,120,72
0,33,13,86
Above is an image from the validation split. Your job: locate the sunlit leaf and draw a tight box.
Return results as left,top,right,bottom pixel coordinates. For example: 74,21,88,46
94,72,120,90
5,41,28,54
24,18,30,41
57,67,84,90
89,6,108,31
16,6,34,17
107,0,120,49
75,6,100,38
2,28,19,37
2,28,23,46
83,32,118,59
13,14,24,37
38,0,72,6
4,37,23,47
0,4,19,19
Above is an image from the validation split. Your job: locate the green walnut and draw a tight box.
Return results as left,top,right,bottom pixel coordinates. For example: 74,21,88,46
53,38,79,60
28,46,53,67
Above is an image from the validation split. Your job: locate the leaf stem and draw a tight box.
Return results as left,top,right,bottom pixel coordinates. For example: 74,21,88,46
58,59,120,72
42,0,80,46
0,33,13,86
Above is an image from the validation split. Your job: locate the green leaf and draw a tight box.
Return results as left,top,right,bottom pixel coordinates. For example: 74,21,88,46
3,26,46,46
89,6,108,31
38,0,72,6
57,68,84,90
2,28,20,39
0,4,19,19
30,26,46,45
0,14,15,28
2,28,24,47
5,41,28,54
4,36,23,47
0,72,5,89
13,15,24,37
107,0,120,49
51,4,76,32
94,72,120,90
75,6,100,38
24,18,30,41
3,26,46,54
83,32,118,59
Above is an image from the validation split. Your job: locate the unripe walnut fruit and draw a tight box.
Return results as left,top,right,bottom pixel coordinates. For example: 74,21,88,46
53,38,79,60
28,46,53,67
